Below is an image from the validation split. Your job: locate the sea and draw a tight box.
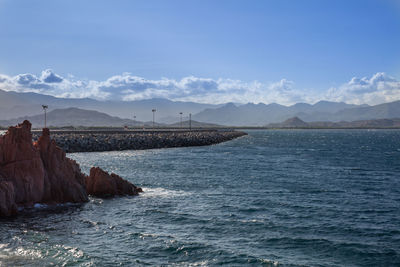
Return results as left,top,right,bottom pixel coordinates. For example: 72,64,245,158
0,129,399,266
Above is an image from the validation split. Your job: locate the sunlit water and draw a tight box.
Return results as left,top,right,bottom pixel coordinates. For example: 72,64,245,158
1,130,400,266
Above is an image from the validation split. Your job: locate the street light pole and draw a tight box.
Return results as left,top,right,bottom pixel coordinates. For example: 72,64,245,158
42,105,48,128
189,113,192,131
179,112,183,128
152,109,156,129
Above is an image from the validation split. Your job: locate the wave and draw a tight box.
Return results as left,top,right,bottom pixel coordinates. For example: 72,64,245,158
140,187,192,198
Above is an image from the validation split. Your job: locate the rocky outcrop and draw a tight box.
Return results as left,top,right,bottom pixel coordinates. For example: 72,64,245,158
34,128,88,203
0,179,17,217
86,167,142,197
0,121,46,205
0,121,142,217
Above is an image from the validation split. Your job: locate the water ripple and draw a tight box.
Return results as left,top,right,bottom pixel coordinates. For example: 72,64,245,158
1,129,400,266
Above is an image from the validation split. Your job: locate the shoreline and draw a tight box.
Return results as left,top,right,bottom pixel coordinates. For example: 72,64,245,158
31,130,247,153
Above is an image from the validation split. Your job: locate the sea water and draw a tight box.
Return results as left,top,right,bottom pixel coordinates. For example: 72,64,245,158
0,130,399,266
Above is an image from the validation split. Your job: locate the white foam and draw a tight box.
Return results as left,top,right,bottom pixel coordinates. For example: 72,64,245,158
139,232,159,239
33,203,48,209
140,187,191,198
172,260,210,267
260,258,279,266
239,219,264,223
54,244,85,258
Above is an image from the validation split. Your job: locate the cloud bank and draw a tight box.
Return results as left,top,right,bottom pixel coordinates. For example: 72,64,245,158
0,70,399,105
326,72,400,105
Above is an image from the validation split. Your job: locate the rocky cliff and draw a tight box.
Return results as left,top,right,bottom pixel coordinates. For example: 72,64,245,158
0,121,141,217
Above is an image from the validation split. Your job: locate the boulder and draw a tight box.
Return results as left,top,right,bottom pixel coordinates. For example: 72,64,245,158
86,167,142,197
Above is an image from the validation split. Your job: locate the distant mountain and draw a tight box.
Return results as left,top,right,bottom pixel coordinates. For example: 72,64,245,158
0,108,145,128
2,89,400,126
266,117,309,128
266,117,400,128
0,107,225,129
193,101,363,126
296,100,400,122
0,89,220,121
168,120,223,128
276,117,309,128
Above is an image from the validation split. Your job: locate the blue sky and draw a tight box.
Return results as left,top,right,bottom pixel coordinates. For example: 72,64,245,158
0,0,399,105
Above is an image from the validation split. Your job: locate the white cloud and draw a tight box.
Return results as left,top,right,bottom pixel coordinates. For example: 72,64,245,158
40,69,63,83
0,70,399,105
326,72,400,105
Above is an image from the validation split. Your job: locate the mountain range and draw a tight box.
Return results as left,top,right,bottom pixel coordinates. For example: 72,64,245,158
1,89,400,126
193,100,400,126
267,117,400,128
0,108,143,128
0,107,222,128
0,89,219,122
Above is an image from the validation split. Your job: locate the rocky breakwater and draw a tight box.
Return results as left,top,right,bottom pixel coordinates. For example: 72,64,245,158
32,130,247,153
0,121,142,217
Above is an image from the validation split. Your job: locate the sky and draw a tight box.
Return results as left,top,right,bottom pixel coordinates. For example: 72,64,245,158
0,0,399,105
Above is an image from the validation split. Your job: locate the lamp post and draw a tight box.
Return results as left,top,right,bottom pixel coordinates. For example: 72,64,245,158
42,105,48,128
152,109,156,129
179,112,183,128
189,113,192,131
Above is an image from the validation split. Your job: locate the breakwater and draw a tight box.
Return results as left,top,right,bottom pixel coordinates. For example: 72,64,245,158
31,130,247,153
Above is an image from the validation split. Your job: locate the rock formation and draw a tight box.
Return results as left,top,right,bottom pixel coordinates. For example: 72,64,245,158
86,167,142,197
0,121,47,205
0,121,142,217
34,127,88,203
0,179,17,217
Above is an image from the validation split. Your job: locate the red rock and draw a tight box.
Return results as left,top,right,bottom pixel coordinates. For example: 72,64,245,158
0,121,46,204
0,121,141,217
0,179,17,217
34,128,88,203
0,121,88,216
86,167,142,197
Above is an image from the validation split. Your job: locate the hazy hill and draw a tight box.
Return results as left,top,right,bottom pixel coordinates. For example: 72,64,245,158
330,100,400,121
0,108,144,128
168,120,223,128
0,107,224,129
0,89,220,121
2,89,400,126
193,101,364,126
279,117,309,127
266,117,400,128
295,101,400,122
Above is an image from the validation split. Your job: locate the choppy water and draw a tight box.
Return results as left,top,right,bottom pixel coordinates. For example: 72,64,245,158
1,130,400,266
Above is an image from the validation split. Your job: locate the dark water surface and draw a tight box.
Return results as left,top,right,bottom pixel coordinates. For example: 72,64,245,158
1,130,400,266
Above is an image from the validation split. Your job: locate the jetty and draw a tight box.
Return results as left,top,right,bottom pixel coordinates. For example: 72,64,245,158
30,129,247,153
